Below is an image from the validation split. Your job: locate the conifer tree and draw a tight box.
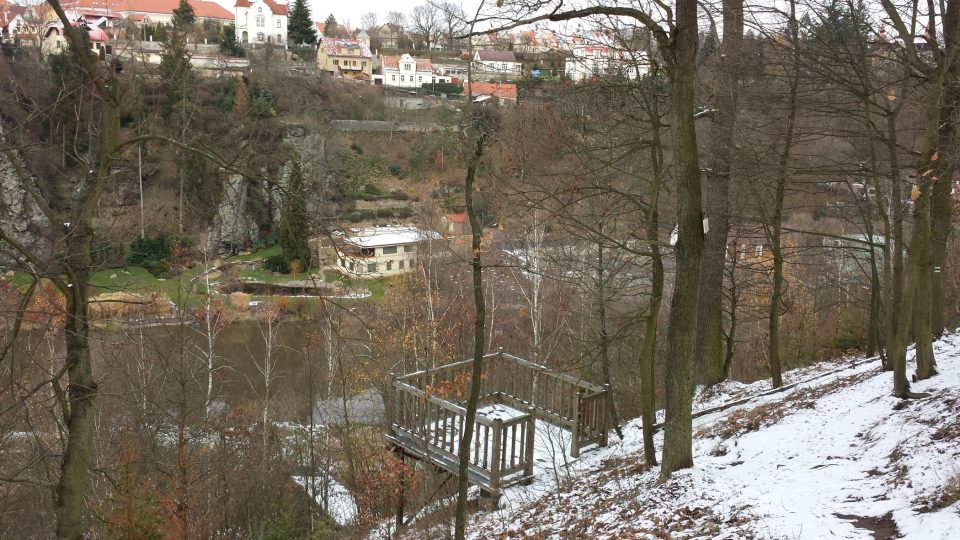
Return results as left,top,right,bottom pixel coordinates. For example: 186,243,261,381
279,159,312,272
172,0,195,29
287,0,316,45
219,24,245,57
324,14,338,38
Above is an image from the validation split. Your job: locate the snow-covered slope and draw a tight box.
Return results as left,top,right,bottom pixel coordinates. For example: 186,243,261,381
465,335,960,539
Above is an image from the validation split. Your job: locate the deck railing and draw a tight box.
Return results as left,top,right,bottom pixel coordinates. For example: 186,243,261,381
389,350,609,497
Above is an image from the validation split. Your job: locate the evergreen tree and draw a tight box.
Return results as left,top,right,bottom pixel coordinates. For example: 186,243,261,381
287,0,317,45
324,14,338,38
219,24,245,57
172,0,195,29
279,159,312,273
158,26,194,125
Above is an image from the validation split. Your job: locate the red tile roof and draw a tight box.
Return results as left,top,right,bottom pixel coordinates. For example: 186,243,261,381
444,213,466,223
466,82,517,101
223,0,287,15
382,54,433,72
64,0,232,20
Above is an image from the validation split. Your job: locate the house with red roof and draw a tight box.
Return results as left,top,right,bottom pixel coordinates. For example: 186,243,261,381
62,0,232,26
0,1,27,41
234,0,287,45
380,53,450,88
41,21,110,57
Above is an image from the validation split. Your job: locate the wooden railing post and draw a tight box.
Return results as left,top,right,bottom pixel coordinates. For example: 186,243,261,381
570,389,583,458
523,407,536,481
490,418,503,495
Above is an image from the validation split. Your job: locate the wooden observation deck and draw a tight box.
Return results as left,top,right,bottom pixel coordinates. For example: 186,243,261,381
386,349,611,500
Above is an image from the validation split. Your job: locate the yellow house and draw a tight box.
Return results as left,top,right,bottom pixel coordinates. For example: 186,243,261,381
317,37,373,81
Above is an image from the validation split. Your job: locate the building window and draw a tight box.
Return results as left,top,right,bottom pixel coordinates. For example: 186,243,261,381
277,20,281,28
391,74,396,81
382,246,398,255
404,246,414,253
418,76,422,82
339,258,345,267
256,15,264,27
277,34,282,42
404,63,412,70
333,59,338,65
367,263,377,273
361,61,366,67
257,32,264,41
348,262,355,271
398,260,404,270
386,261,393,271
501,62,507,69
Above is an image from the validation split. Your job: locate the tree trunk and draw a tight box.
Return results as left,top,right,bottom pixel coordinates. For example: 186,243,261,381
930,0,960,338
885,109,910,396
767,0,800,390
453,112,490,540
694,0,743,388
640,204,662,467
659,0,703,480
56,255,95,540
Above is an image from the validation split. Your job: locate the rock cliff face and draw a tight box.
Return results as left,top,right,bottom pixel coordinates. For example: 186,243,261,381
207,173,261,254
0,132,50,259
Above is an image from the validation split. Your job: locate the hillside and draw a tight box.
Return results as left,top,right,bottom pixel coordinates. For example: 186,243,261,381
456,337,960,539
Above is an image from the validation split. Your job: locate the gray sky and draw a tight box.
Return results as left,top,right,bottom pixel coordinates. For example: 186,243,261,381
305,0,425,28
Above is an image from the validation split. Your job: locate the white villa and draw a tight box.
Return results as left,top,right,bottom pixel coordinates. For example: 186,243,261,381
380,53,450,88
335,226,442,277
234,0,286,45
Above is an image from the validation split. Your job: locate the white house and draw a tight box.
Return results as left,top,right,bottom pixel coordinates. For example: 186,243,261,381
564,44,647,83
41,22,110,57
335,226,442,277
234,0,287,45
381,53,449,88
472,49,521,78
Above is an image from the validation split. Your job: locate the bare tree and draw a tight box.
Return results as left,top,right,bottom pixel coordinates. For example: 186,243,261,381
439,2,467,49
360,12,378,30
409,3,442,51
387,10,407,29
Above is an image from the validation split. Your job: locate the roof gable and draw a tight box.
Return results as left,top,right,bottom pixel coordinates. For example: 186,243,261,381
475,49,517,63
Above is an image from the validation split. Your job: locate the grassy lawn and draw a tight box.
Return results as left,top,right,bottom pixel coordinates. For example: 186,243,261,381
226,246,281,262
1,247,390,307
88,266,204,306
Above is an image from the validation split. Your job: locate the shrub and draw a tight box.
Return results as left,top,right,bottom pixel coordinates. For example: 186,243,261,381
420,82,463,95
350,143,364,154
388,164,405,178
127,235,192,277
264,254,289,274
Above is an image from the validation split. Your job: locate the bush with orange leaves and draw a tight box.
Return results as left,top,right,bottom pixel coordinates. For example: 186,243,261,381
352,446,420,528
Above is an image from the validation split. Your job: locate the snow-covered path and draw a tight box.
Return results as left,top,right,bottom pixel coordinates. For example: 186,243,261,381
464,335,960,539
